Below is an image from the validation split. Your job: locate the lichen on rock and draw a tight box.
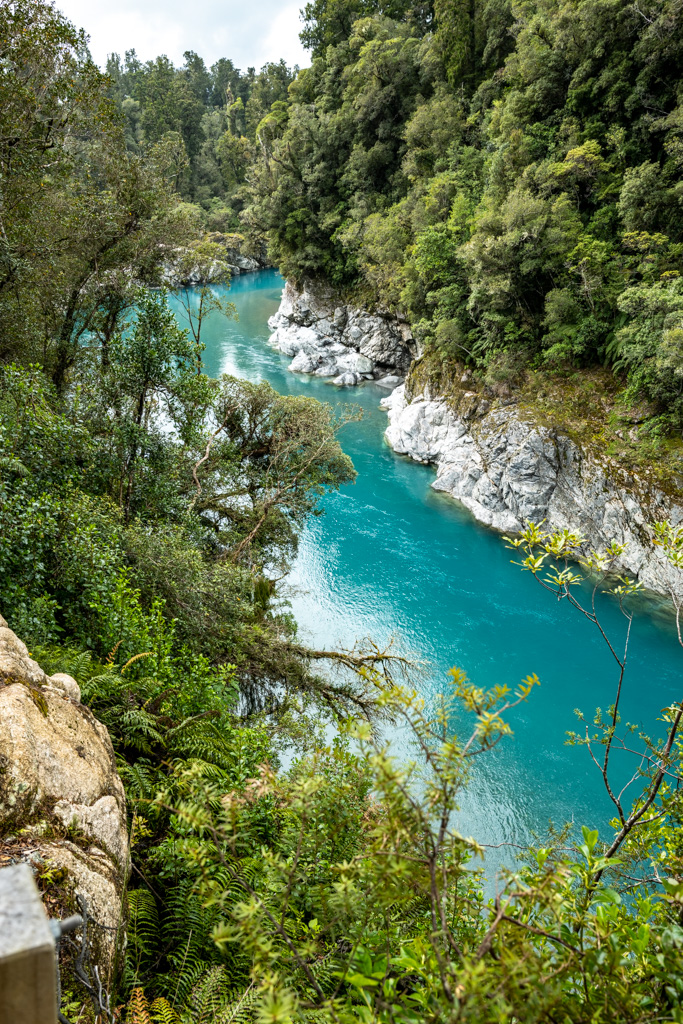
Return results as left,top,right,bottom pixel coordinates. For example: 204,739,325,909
0,613,128,979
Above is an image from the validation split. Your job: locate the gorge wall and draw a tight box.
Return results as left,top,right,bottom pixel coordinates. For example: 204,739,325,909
268,279,416,386
164,232,271,287
0,615,128,982
273,280,683,604
382,382,683,603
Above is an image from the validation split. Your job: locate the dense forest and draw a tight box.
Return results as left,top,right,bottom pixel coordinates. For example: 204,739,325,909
105,50,296,228
248,0,683,440
2,0,683,1021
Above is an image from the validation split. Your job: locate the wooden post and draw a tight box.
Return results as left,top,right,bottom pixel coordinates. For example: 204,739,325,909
0,862,57,1024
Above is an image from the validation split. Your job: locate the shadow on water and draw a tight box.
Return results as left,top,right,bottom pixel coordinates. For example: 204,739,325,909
175,270,683,882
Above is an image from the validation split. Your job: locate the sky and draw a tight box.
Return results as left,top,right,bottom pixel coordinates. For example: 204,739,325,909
56,0,310,72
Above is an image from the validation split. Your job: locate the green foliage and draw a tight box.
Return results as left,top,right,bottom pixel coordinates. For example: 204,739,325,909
101,520,683,1023
244,0,683,430
299,1,433,56
7,4,683,1021
125,652,683,1023
105,49,298,222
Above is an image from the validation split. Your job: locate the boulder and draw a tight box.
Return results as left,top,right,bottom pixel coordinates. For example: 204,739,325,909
0,614,128,980
314,360,339,377
340,351,373,374
333,371,361,386
289,350,318,374
269,279,416,383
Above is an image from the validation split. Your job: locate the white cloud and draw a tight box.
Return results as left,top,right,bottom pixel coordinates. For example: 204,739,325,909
254,4,307,69
56,0,309,71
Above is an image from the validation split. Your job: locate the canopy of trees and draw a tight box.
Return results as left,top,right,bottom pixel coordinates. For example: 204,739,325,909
106,49,297,229
246,0,683,431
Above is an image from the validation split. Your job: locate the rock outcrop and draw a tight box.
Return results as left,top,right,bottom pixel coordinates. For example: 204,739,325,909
209,232,271,277
268,280,416,386
382,384,683,602
0,615,128,980
163,233,271,286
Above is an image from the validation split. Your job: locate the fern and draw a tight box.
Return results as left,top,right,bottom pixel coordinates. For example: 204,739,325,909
155,880,221,1007
119,759,165,803
125,990,182,1024
186,968,258,1024
0,455,29,478
33,644,95,684
149,998,183,1024
127,889,160,985
126,987,151,1024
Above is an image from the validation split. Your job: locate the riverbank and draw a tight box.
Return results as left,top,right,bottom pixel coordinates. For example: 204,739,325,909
267,278,416,386
269,279,683,603
206,270,683,856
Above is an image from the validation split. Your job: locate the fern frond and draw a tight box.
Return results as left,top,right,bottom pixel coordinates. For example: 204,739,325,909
0,455,29,477
122,651,153,674
107,639,124,665
126,987,151,1024
187,967,258,1024
32,645,95,684
127,889,160,983
149,998,182,1024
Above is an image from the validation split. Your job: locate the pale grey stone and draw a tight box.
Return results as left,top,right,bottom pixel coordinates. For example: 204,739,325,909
53,795,128,865
382,385,683,602
48,673,81,702
268,280,416,382
0,619,128,978
314,360,339,377
334,306,347,328
339,351,373,374
289,350,317,373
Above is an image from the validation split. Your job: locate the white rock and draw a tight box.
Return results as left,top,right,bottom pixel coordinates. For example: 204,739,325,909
314,360,339,377
270,280,416,382
383,386,683,602
48,672,81,702
339,351,373,374
53,795,127,865
289,350,317,373
333,371,361,386
271,325,320,358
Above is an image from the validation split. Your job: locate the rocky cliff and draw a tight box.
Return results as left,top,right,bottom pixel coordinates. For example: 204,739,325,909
208,232,271,277
164,232,271,286
268,279,416,386
382,382,683,602
0,615,128,982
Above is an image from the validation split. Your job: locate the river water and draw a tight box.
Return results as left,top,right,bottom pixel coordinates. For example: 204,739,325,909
190,269,682,874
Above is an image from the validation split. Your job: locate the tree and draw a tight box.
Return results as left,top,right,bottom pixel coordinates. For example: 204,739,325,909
300,0,433,55
113,522,683,1021
506,523,683,876
434,0,478,85
0,0,191,385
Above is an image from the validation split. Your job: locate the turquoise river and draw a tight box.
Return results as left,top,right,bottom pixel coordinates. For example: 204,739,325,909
188,268,682,877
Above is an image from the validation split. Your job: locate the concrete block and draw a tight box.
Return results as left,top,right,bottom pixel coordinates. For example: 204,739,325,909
0,862,56,1024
